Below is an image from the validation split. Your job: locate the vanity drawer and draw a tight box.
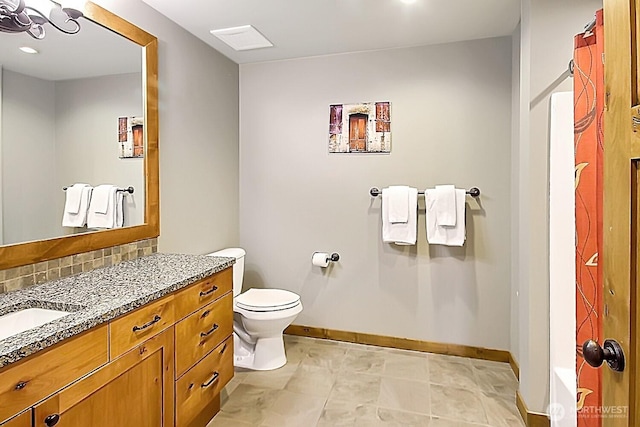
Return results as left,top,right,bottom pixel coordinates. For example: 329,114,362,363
109,295,174,359
0,325,108,424
175,268,232,320
175,336,233,427
175,293,233,377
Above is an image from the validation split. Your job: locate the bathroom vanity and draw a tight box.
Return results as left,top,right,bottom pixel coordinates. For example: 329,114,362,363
0,254,235,427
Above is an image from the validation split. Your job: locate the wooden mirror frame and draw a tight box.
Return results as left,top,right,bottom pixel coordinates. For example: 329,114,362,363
0,2,159,270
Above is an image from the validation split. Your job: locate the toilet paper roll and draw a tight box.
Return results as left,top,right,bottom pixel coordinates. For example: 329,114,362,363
312,252,330,268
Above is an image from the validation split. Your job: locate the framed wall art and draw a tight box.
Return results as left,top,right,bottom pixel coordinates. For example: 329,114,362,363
329,101,391,153
118,116,144,158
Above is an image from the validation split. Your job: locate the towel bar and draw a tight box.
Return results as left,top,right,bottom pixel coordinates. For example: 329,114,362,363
369,187,480,198
63,186,134,194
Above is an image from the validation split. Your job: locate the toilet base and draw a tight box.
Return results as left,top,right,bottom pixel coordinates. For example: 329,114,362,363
233,332,287,371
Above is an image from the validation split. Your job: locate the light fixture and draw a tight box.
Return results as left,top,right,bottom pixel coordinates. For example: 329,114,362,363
400,0,417,4
0,0,84,39
19,45,38,53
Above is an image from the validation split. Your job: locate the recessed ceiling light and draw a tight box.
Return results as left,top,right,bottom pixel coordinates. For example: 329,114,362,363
19,46,38,54
210,25,273,51
400,0,417,3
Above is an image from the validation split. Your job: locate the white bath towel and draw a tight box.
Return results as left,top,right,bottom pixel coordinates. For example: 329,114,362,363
425,188,466,246
64,183,89,214
386,186,410,223
434,185,457,226
87,185,121,229
382,187,418,245
62,185,93,228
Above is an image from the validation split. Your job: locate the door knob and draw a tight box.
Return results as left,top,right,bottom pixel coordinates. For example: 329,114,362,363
582,339,625,372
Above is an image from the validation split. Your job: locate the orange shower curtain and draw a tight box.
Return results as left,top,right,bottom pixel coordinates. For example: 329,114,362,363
574,9,604,427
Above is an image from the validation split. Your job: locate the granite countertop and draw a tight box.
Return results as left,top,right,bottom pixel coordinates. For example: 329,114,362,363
0,253,235,369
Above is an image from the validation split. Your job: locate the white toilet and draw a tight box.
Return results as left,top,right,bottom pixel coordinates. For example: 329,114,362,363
207,248,302,370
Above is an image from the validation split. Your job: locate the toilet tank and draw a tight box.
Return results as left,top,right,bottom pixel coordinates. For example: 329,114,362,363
206,248,245,297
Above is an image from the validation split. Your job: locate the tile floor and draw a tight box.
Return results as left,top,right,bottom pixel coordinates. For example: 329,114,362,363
207,335,524,427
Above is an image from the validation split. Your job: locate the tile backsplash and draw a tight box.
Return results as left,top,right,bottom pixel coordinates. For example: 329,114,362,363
0,238,158,294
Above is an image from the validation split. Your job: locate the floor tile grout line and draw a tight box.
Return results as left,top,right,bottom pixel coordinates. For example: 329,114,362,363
376,403,432,418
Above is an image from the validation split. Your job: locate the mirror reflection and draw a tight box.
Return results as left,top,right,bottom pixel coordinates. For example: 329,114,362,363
0,13,145,246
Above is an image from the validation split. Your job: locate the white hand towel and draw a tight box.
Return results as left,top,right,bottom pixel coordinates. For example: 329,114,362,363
64,183,89,214
425,188,466,246
115,192,124,228
386,186,410,223
62,186,93,227
90,185,115,214
382,187,418,245
87,185,118,229
434,184,457,226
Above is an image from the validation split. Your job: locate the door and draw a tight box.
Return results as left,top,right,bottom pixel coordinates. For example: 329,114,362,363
33,328,174,427
349,114,367,151
595,1,640,425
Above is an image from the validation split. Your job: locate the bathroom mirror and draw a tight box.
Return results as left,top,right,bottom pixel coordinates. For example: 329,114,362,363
0,2,159,269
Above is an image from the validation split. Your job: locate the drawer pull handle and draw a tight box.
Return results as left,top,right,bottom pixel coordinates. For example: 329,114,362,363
201,371,220,388
14,381,28,390
199,285,218,297
44,414,60,427
132,315,162,332
220,343,228,354
200,324,219,338
201,310,211,319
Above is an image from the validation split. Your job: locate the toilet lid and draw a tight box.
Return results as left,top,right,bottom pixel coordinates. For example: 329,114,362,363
235,289,301,312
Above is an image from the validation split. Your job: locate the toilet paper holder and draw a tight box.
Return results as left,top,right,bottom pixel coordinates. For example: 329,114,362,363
312,252,340,265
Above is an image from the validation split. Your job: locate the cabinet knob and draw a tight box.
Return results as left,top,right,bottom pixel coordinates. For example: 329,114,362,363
44,414,60,426
14,381,28,390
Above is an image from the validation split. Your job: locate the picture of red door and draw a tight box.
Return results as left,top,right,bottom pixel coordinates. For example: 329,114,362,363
349,114,367,151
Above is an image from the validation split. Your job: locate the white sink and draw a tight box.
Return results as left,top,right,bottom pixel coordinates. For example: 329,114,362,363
0,308,70,341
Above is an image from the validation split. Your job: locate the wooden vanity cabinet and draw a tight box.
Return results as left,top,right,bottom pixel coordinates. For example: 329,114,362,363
0,267,234,427
33,328,174,427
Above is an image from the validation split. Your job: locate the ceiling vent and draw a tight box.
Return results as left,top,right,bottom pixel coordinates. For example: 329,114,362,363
210,25,273,51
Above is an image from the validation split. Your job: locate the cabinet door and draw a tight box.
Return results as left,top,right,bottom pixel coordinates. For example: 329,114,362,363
0,412,30,427
33,327,174,427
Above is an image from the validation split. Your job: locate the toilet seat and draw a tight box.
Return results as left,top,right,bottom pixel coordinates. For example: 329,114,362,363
235,288,301,312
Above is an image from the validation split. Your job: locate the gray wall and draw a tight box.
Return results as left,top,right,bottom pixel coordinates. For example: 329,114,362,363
239,37,513,349
55,73,145,231
515,0,602,413
94,0,240,254
2,70,58,244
